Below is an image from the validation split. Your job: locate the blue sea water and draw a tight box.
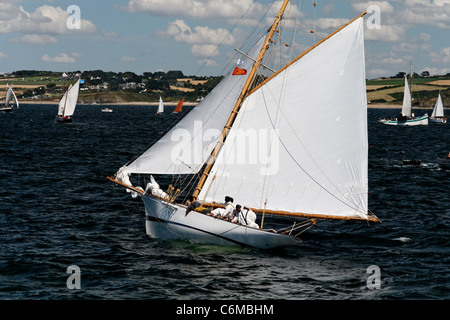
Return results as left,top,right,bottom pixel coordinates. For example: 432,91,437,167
0,104,448,301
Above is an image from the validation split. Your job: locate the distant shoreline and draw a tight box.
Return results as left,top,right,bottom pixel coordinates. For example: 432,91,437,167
17,101,445,109
18,101,198,106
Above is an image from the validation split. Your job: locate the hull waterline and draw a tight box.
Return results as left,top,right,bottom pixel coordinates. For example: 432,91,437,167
142,195,302,249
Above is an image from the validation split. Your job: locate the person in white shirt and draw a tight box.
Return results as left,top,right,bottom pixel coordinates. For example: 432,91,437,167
212,196,234,219
232,206,259,228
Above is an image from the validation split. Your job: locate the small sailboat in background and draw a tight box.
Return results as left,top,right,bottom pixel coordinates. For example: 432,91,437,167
108,1,380,250
173,98,184,114
56,79,80,123
156,97,164,114
1,83,19,112
429,92,446,124
379,65,428,126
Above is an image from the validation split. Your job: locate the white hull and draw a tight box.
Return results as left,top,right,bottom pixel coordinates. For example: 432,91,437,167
379,114,428,126
0,106,13,112
429,117,447,124
142,195,302,249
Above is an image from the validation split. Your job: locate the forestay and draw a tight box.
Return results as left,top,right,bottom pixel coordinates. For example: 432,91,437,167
198,18,369,219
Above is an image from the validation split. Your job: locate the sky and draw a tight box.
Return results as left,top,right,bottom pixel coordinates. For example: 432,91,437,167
0,0,449,79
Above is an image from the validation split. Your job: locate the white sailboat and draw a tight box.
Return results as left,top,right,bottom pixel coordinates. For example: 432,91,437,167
156,96,164,114
379,71,428,126
108,2,380,249
56,79,80,123
1,83,20,112
429,92,446,124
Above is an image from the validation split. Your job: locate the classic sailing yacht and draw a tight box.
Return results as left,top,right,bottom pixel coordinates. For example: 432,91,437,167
1,83,19,112
379,66,428,126
429,92,446,124
108,1,380,249
56,79,80,123
156,96,164,114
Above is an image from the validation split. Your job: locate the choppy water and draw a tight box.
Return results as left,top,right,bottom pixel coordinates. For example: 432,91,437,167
0,104,448,301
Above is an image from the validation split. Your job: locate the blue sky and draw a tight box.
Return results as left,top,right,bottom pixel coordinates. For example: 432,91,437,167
1,0,449,79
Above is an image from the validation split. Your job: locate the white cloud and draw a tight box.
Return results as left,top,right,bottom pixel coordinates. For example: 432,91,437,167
41,52,80,63
123,0,260,19
352,1,395,14
191,44,220,58
198,59,219,67
402,0,450,28
368,68,391,78
379,57,405,64
0,52,9,59
0,4,97,35
9,34,58,44
430,47,450,64
102,30,117,38
160,20,236,46
365,24,407,42
420,66,450,76
121,56,136,62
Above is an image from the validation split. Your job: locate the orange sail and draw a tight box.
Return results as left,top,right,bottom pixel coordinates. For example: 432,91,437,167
173,98,184,113
232,67,247,75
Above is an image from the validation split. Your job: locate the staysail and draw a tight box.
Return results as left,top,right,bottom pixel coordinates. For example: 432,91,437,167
198,17,369,219
121,37,265,176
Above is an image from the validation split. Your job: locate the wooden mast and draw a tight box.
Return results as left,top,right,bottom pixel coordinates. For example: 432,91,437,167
192,0,291,199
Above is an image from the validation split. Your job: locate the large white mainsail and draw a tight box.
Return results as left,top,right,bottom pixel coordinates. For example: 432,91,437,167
198,17,369,219
1,84,19,111
157,97,164,114
58,84,72,116
64,79,80,117
58,79,80,117
431,93,444,118
121,37,265,176
5,84,13,106
401,75,412,117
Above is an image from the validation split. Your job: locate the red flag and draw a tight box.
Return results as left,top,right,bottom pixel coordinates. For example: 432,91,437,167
232,67,247,75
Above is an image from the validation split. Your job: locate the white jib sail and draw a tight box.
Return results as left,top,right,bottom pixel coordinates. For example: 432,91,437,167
58,84,72,116
157,97,164,114
198,17,369,219
5,84,13,106
431,93,444,118
63,79,80,117
11,88,19,108
121,37,265,176
402,76,412,117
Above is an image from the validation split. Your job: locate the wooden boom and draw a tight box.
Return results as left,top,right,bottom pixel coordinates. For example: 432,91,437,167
201,202,380,223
